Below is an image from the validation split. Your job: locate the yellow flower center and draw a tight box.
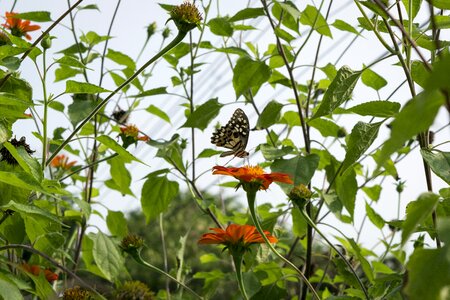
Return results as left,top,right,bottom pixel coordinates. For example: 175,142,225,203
242,165,264,176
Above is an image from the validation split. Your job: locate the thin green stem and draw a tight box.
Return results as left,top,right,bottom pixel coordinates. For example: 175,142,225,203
245,189,320,300
232,254,249,300
46,30,188,166
41,49,49,170
159,213,171,297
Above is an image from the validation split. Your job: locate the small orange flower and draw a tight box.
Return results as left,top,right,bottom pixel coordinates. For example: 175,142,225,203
50,154,77,169
212,165,293,190
22,263,58,283
198,224,277,252
2,12,41,40
119,124,149,142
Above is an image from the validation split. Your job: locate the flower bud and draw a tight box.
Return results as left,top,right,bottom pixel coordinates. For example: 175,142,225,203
120,234,144,254
169,1,202,33
40,34,53,49
289,184,312,208
162,27,171,39
146,22,157,40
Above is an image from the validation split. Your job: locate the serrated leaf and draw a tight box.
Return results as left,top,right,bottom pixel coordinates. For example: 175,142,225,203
65,80,110,94
256,100,283,129
92,231,124,281
299,5,332,37
56,56,87,69
229,7,265,22
341,122,382,174
377,90,444,166
97,135,142,164
346,101,401,117
106,156,133,196
55,66,82,82
146,105,170,123
181,98,222,130
365,202,385,229
15,11,51,22
402,192,440,245
361,67,387,91
1,200,62,225
362,185,381,201
311,66,361,120
140,175,179,222
106,49,135,70
208,17,233,37
233,56,271,98
420,149,450,185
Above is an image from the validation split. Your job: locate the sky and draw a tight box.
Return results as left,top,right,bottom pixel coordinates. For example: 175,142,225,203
1,0,449,253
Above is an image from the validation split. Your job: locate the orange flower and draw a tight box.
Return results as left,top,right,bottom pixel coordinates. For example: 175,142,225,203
119,124,149,142
198,224,278,251
50,154,76,169
212,165,293,190
22,263,58,283
2,12,41,40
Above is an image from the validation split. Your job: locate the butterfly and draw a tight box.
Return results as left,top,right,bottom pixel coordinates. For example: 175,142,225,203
211,108,250,158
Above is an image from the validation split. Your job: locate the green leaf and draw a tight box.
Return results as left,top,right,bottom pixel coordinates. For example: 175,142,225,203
308,118,341,137
341,122,382,174
15,11,51,22
271,154,319,192
97,135,143,164
420,149,450,185
55,66,82,82
56,56,87,69
0,273,22,300
80,31,110,47
65,80,110,94
377,90,444,166
208,17,233,37
140,174,179,222
0,171,45,195
429,0,450,9
197,148,222,158
411,60,429,88
292,207,307,237
233,56,271,98
402,192,440,245
336,166,357,218
92,231,124,281
256,100,283,129
405,247,450,299
106,49,136,70
181,98,222,130
274,27,296,42
361,67,387,91
359,1,389,19
67,94,97,127
2,200,63,225
348,239,374,283
148,135,185,173
332,19,360,35
433,15,450,29
146,105,170,123
260,144,293,160
362,185,381,201
105,156,133,196
229,7,265,22
311,66,361,120
106,210,128,238
426,53,450,91
346,101,401,117
365,202,385,229
299,5,332,37
402,0,423,20
131,87,167,98
3,142,42,182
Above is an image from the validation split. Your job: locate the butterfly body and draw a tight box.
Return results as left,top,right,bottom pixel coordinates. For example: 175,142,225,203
211,108,249,158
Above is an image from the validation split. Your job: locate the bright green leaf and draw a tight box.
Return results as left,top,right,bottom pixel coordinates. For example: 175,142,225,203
181,98,223,130
0,273,22,300
299,5,332,37
332,19,360,35
146,105,171,123
271,154,319,192
106,210,128,238
260,144,293,160
233,56,271,98
365,202,385,229
256,100,283,129
97,135,143,164
308,118,341,137
15,11,51,22
106,49,136,70
361,67,387,91
106,156,133,196
229,8,265,22
401,0,423,20
131,87,167,98
197,148,222,158
92,231,124,281
208,17,233,37
346,101,401,117
429,0,450,9
65,80,110,94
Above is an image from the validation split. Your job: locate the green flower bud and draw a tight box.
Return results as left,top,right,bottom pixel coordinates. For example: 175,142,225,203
40,34,54,49
162,27,171,39
146,22,157,40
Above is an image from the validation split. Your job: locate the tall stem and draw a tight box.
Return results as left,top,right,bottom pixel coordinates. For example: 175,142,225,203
232,254,249,300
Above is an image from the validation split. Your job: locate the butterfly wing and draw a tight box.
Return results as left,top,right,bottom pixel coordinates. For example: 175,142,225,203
211,108,249,157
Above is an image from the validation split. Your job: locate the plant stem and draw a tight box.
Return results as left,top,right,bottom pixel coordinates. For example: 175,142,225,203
232,254,249,300
245,189,320,300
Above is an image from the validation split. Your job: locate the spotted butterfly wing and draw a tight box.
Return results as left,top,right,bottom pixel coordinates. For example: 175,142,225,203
211,108,249,158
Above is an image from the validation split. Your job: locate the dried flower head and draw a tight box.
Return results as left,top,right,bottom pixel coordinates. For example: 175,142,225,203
0,136,35,165
63,286,92,300
169,1,202,33
120,234,144,253
114,281,155,300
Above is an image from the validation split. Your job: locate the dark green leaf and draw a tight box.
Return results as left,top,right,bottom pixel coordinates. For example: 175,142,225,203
55,66,82,82
336,166,357,218
106,156,133,196
411,60,429,88
92,231,124,281
67,94,96,127
146,105,170,123
77,4,100,11
197,148,222,158
106,210,128,238
308,118,341,137
181,98,222,130
402,0,423,20
365,202,385,229
426,53,450,91
148,135,185,173
271,154,319,192
106,49,136,70
272,2,299,32
341,122,382,174
311,66,361,120
65,80,110,94
229,7,265,22
346,101,401,117
377,90,444,166
15,11,51,22
359,1,389,19
332,19,360,35
141,174,179,222
348,239,374,283
299,5,332,37
405,247,450,299
361,67,387,90
131,87,168,98
97,135,142,164
1,56,20,71
208,17,233,37
256,100,283,129
429,0,450,9
0,273,22,300
274,27,296,42
402,192,440,245
1,200,62,225
421,149,450,185
260,144,293,160
56,56,87,69
433,15,450,29
233,56,271,98
292,207,307,237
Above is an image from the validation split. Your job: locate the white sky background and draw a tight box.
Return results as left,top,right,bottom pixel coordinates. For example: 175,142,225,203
1,0,449,254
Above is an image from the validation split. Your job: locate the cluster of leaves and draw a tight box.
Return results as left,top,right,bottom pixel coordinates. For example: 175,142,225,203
0,0,450,299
